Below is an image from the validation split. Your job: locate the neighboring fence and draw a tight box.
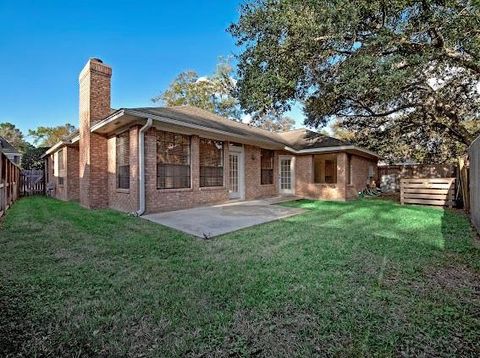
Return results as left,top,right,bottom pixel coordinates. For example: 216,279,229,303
469,137,480,233
20,169,45,196
379,164,456,192
0,151,21,217
400,178,456,208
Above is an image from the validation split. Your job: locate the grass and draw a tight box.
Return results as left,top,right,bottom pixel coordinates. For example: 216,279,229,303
1,196,479,357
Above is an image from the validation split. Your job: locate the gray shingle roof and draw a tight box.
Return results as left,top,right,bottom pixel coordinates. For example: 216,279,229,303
0,136,21,154
277,129,351,151
128,106,289,147
126,106,353,151
46,105,378,158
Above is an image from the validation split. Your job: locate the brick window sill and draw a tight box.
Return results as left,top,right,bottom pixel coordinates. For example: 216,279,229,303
157,187,193,193
116,188,130,194
260,183,275,187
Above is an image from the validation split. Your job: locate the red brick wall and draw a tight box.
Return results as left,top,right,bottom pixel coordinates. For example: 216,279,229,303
144,129,228,213
48,146,80,201
66,146,79,201
79,59,111,209
295,153,348,200
53,149,67,200
107,126,140,213
346,155,378,199
244,145,278,200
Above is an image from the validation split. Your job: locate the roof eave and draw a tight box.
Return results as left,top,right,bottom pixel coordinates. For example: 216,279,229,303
285,145,381,159
123,109,286,149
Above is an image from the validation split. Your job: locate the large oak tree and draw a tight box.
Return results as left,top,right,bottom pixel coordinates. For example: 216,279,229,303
230,0,480,162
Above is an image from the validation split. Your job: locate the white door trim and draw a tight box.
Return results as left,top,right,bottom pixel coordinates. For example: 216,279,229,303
279,155,295,195
228,144,245,200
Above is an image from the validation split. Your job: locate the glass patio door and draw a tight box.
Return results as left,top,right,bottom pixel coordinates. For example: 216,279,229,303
279,156,294,195
228,143,244,199
229,153,240,199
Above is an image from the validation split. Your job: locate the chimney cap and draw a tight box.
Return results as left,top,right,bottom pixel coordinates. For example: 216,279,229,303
90,57,103,63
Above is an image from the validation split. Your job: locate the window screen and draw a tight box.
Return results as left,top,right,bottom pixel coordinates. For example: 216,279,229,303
261,149,274,185
157,131,191,189
116,131,130,189
199,138,224,187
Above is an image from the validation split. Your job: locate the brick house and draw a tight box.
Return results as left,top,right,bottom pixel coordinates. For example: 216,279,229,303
43,58,379,214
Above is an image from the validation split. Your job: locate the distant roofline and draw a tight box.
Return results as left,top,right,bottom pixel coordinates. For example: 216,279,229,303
0,135,22,154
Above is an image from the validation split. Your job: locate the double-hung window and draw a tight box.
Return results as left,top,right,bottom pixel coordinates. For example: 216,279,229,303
199,138,224,187
57,149,64,186
157,131,191,189
260,149,274,184
116,131,130,189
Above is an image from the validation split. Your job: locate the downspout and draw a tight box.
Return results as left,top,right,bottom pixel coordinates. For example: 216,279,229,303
136,118,153,216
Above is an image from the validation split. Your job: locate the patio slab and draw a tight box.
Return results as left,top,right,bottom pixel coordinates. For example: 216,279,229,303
142,197,305,238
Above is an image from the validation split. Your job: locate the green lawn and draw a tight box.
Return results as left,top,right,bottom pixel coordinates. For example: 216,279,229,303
1,197,479,357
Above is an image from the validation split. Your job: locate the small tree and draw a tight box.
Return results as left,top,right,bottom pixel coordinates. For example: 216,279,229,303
21,144,48,170
153,58,242,120
28,123,76,147
0,122,28,152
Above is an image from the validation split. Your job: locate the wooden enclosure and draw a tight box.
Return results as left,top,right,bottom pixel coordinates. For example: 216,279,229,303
0,151,21,218
400,178,456,208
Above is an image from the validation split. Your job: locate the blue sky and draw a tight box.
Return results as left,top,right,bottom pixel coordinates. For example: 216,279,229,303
0,0,305,140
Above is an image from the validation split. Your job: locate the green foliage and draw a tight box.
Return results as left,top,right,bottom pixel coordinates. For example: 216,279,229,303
230,0,480,163
0,122,28,152
21,144,48,170
0,197,478,356
28,123,76,147
255,114,295,131
153,58,243,120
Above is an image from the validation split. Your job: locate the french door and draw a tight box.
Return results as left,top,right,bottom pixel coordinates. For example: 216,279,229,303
279,156,295,195
228,145,244,199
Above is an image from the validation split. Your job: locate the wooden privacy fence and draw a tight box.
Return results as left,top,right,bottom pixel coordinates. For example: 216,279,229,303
400,178,456,208
378,164,455,192
469,136,480,233
0,151,21,218
20,169,45,196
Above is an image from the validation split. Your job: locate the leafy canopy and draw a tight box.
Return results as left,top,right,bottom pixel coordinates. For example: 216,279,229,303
0,122,28,152
28,123,76,147
153,58,243,120
21,144,48,170
153,58,297,131
230,0,480,162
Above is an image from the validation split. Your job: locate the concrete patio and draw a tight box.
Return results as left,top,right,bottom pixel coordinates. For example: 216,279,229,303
142,197,305,238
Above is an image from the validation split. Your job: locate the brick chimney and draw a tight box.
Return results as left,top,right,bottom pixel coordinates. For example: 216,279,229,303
79,58,111,208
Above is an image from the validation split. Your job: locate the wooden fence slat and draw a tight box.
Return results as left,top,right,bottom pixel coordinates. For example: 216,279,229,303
401,183,455,189
401,178,455,184
402,188,453,194
404,193,451,200
401,177,455,207
403,198,453,206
